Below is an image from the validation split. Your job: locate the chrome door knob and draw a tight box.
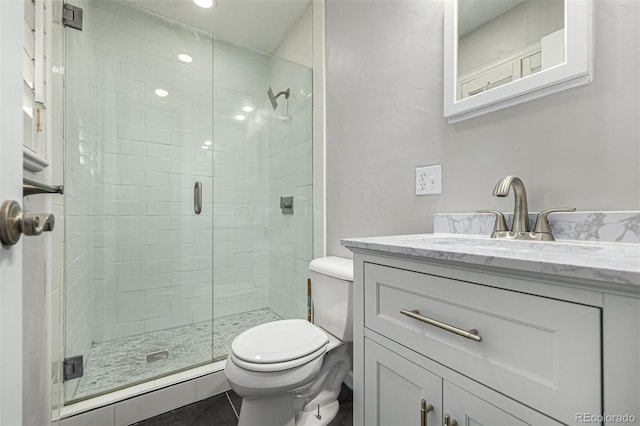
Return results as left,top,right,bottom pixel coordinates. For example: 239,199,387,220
0,200,55,246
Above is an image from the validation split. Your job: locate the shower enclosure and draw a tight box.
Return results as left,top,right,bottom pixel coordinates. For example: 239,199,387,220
63,0,313,403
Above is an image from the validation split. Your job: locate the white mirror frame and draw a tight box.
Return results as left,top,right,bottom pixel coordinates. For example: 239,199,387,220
444,0,593,123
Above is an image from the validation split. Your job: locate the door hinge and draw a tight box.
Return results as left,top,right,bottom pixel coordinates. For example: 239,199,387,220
36,108,43,132
63,355,84,381
63,3,83,31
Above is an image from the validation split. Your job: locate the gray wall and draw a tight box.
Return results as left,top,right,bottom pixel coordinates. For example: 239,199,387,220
325,0,640,257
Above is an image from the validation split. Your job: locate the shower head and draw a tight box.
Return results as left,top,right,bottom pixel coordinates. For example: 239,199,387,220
267,87,290,110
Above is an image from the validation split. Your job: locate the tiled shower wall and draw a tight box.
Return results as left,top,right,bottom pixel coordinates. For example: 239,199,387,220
267,56,314,320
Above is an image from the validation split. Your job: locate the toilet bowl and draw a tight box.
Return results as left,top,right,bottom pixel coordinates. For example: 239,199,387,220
224,256,353,426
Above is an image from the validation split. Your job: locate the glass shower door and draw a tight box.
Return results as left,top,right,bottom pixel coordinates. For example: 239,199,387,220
63,0,214,402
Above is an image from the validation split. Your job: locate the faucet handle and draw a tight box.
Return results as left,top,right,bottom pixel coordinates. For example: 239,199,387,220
533,208,576,236
476,209,508,238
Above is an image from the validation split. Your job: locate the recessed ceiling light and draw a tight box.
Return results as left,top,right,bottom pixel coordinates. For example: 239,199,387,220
234,114,246,121
201,145,209,150
178,54,193,63
154,88,169,97
193,0,214,8
204,140,212,146
242,105,254,113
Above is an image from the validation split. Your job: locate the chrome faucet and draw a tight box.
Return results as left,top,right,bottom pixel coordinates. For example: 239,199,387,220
478,175,575,241
492,175,529,233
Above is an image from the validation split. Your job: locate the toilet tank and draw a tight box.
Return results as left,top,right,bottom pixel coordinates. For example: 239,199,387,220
309,256,353,342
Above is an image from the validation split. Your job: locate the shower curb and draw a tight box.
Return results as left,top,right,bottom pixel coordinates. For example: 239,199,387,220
57,361,229,426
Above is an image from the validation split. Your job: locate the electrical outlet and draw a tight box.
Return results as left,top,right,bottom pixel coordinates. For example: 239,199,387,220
415,165,442,195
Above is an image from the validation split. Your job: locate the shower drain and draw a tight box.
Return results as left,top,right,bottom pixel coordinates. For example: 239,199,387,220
146,350,169,363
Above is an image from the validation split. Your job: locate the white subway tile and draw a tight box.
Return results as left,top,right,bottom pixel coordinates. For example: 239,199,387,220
92,200,147,216
146,285,195,304
131,65,173,88
143,312,192,333
146,258,195,274
93,279,118,296
118,273,173,292
147,230,195,245
93,261,147,280
93,231,147,248
98,169,146,186
119,302,170,322
173,242,212,259
93,309,118,328
93,291,147,311
93,321,144,342
170,267,211,283
193,94,212,110
103,138,147,156
171,296,211,314
117,124,171,144
145,171,172,187
173,75,211,93
192,308,213,324
118,31,171,59
117,93,173,117
93,38,147,66
145,113,185,132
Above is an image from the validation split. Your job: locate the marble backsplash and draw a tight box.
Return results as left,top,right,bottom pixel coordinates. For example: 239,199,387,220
434,211,640,244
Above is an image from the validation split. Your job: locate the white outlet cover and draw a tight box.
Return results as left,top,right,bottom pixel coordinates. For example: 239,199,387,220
416,165,442,195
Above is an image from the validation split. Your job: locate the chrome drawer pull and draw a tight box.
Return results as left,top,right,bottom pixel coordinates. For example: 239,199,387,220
400,309,482,342
444,414,458,426
420,399,433,426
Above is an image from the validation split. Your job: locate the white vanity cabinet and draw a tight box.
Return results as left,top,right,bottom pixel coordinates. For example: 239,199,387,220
364,338,559,426
346,248,640,426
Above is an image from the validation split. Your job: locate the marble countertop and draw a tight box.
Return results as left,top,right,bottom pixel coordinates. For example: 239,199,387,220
341,233,640,286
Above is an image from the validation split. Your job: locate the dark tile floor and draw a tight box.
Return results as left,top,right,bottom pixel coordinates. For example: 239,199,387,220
132,385,353,426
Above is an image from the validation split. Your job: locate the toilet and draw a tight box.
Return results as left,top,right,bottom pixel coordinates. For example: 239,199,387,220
224,256,353,426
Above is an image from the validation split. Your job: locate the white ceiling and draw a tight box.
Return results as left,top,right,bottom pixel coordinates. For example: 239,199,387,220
126,0,311,53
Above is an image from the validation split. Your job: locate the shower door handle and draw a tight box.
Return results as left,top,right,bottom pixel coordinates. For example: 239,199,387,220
194,182,202,215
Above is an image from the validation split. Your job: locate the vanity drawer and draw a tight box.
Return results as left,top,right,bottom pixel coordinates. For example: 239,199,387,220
364,262,601,425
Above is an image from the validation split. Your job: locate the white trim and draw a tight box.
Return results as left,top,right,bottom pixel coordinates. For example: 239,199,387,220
444,0,593,123
0,1,25,424
24,146,50,172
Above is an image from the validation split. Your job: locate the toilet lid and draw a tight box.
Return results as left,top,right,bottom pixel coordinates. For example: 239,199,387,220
231,319,329,364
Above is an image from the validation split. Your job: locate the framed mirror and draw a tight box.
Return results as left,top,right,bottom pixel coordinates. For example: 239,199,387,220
444,0,592,123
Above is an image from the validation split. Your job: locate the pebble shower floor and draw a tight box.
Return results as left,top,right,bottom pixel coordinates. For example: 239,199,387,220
71,308,282,400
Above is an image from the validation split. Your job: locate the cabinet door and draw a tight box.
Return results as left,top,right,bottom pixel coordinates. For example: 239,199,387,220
442,381,561,426
364,338,441,426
